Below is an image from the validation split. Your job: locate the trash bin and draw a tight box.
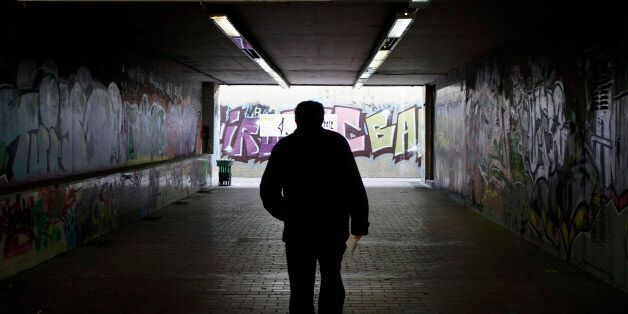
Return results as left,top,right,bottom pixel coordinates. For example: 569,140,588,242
217,159,233,186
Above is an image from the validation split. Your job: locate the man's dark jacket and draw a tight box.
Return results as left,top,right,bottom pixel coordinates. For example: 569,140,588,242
260,127,369,244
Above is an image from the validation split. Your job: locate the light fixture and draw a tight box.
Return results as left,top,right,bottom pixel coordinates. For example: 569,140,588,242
388,18,412,38
210,15,290,89
254,58,273,73
409,0,431,9
354,12,415,88
369,50,390,68
210,16,241,38
367,59,384,70
252,59,288,89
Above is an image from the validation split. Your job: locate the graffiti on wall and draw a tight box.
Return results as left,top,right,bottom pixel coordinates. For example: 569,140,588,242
434,84,467,195
586,51,628,212
509,62,597,256
0,59,200,188
220,103,424,164
435,47,628,263
0,157,209,277
0,186,78,259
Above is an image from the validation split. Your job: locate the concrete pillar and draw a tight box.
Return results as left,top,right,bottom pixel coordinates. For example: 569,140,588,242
202,82,220,185
201,82,219,154
424,84,435,182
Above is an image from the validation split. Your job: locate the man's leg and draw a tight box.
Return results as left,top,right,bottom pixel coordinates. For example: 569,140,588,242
317,243,346,314
286,242,317,314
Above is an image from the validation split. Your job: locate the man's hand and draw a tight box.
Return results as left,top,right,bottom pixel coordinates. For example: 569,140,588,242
347,234,363,255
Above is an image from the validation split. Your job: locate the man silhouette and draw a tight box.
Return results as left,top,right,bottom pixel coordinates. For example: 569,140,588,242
260,101,369,314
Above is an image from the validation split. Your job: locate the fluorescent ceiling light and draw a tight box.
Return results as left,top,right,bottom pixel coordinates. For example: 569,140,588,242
388,18,412,38
373,50,389,61
210,16,241,38
367,59,384,70
253,58,288,88
367,50,390,69
409,0,431,8
271,75,289,89
358,50,390,84
355,16,413,88
211,15,289,89
254,58,273,73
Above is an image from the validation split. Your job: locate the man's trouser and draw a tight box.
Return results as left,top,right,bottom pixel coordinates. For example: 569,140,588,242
285,241,347,314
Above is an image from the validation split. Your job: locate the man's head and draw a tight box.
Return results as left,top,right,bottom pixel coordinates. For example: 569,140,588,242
295,101,324,130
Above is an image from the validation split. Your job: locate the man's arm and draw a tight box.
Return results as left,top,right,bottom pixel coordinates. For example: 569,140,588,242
260,145,285,221
340,138,369,236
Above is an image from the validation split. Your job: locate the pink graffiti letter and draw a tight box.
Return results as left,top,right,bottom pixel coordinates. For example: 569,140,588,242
334,106,366,153
231,118,260,158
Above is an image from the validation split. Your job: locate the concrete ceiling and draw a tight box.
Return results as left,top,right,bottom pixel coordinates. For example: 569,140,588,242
229,2,403,85
370,0,563,85
15,0,567,86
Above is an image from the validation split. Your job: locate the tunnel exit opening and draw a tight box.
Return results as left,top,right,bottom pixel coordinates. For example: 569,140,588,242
215,85,426,179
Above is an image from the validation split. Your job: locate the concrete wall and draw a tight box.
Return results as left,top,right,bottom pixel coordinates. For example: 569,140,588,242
0,4,209,279
0,55,207,281
217,86,425,178
0,58,202,188
434,23,628,289
0,156,210,280
0,3,204,189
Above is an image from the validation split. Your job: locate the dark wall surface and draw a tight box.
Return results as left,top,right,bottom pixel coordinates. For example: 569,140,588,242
0,157,210,280
0,3,203,188
0,2,210,280
434,4,628,290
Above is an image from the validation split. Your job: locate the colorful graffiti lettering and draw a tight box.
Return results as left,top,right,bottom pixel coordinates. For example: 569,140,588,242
457,59,599,259
0,186,78,259
220,104,424,164
0,157,209,279
0,59,200,189
335,106,366,153
434,44,628,276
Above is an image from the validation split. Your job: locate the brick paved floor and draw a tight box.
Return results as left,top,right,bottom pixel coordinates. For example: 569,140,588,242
1,178,627,313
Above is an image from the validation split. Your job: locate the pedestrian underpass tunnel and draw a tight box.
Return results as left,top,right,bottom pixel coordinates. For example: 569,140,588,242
1,0,628,312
